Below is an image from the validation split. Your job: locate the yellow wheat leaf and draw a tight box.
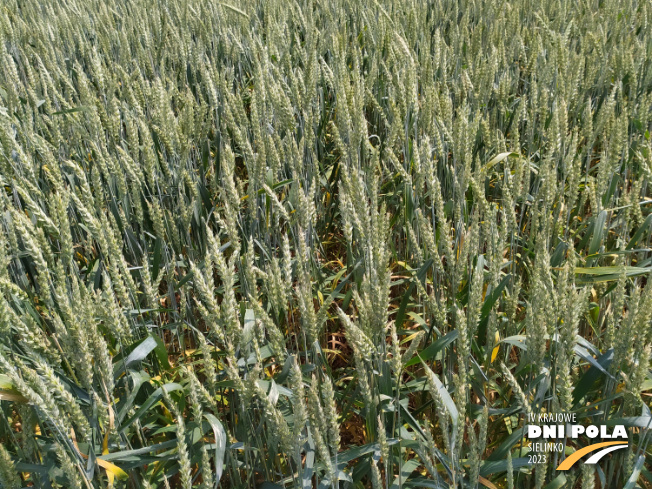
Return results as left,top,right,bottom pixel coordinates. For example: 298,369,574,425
491,331,500,363
479,476,498,489
97,459,128,481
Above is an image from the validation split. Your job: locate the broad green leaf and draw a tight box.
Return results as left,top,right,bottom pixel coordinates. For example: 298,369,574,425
587,210,607,262
204,413,227,483
626,214,652,249
405,330,458,367
483,152,519,173
421,360,459,425
623,455,645,489
543,473,567,489
52,106,89,115
479,457,530,476
337,439,399,464
389,459,420,489
605,416,652,429
120,383,184,432
575,266,651,283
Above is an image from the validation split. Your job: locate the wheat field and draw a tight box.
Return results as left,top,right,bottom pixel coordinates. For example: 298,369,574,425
0,0,651,487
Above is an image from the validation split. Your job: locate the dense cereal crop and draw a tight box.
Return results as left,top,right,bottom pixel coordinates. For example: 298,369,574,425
0,0,651,487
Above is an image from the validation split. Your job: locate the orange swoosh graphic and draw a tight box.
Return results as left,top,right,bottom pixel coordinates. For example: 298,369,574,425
556,441,628,470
